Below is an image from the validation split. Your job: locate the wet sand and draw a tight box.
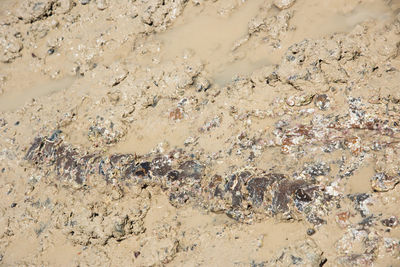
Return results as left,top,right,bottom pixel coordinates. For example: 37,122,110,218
0,0,400,266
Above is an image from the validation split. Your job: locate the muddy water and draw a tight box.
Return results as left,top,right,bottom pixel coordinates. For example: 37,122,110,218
0,76,76,111
114,0,395,155
159,0,272,85
0,0,17,17
160,0,393,85
288,0,393,41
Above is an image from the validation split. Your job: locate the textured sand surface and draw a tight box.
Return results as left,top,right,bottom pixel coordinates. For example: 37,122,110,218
0,0,400,266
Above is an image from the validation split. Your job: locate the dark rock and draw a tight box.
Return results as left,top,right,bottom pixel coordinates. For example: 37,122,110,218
225,171,252,207
271,178,308,213
303,162,330,178
291,255,303,264
166,170,180,181
178,160,204,180
307,214,326,226
151,156,171,176
381,216,398,228
348,193,370,217
247,177,270,207
306,228,315,236
359,216,375,227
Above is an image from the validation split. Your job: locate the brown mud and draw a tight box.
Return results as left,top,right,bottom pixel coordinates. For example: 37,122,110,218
1,0,400,266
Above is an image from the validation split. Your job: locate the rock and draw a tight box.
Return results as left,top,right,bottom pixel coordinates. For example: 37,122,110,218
285,93,315,107
269,239,325,266
79,0,90,5
273,0,296,10
302,162,330,178
16,0,55,23
169,107,184,121
178,160,204,180
314,94,330,110
0,31,23,63
381,216,398,228
306,228,316,236
246,177,271,207
371,173,400,192
96,0,107,10
336,211,351,228
55,0,73,14
194,76,210,91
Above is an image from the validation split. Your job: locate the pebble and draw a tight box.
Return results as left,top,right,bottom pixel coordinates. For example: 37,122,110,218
314,94,330,110
381,216,398,228
273,0,296,10
79,0,90,5
194,76,210,92
96,0,108,10
55,0,73,14
306,228,316,236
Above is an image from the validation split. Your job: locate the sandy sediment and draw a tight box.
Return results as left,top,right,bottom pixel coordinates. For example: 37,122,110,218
0,0,400,266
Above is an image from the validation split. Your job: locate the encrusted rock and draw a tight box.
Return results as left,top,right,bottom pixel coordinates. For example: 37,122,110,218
96,0,108,10
269,239,325,266
381,216,398,228
16,0,55,23
314,94,330,110
0,30,23,63
24,135,333,223
371,173,400,192
273,0,296,10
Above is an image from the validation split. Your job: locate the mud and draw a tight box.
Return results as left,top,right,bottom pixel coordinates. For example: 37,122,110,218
1,0,400,266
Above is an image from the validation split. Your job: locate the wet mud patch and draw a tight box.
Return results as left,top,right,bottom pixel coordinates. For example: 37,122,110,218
1,0,400,265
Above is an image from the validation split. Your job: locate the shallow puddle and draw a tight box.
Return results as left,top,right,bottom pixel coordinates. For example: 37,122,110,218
158,0,270,85
0,0,17,17
0,76,76,112
288,0,393,42
346,161,375,194
159,0,393,86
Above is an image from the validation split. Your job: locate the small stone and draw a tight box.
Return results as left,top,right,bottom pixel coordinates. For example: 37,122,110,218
286,94,314,107
10,202,17,208
79,0,90,5
55,0,73,14
134,251,140,258
336,211,350,228
381,216,398,228
194,76,210,92
306,228,316,236
96,0,108,10
371,173,400,192
47,48,55,55
314,94,330,110
169,107,184,121
273,0,296,10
